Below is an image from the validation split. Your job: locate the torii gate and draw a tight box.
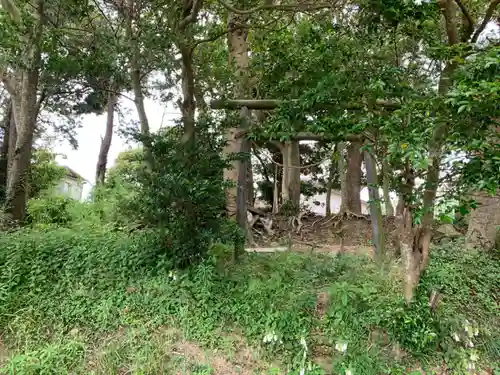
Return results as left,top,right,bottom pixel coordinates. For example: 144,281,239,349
210,98,399,261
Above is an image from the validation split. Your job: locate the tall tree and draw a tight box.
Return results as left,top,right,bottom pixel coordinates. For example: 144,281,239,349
95,92,118,185
222,1,251,220
0,0,46,221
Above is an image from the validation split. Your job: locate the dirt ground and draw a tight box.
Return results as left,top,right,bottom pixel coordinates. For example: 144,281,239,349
249,211,399,256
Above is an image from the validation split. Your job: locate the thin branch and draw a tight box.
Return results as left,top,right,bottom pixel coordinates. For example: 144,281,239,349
92,0,117,35
193,11,295,50
178,0,203,30
252,146,272,183
216,0,335,15
471,0,500,43
453,0,475,40
192,25,242,49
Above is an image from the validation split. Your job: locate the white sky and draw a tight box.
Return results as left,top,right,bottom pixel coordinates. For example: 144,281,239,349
54,95,180,198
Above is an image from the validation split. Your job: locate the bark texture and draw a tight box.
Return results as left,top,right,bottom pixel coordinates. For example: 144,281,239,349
0,100,12,201
281,140,300,209
176,0,204,145
338,142,347,212
345,141,362,214
325,148,336,216
95,93,117,185
6,75,40,221
363,147,385,260
3,3,44,221
223,11,249,219
179,46,196,145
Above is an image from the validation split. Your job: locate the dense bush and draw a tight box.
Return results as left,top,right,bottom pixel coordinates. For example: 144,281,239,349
107,125,232,267
26,195,77,226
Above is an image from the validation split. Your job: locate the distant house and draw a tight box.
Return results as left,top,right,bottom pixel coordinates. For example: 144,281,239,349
55,166,85,201
302,190,370,215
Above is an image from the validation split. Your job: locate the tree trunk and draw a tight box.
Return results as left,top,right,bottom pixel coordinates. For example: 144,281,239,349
235,107,251,257
398,166,418,302
125,0,153,170
5,73,40,221
1,0,44,222
0,99,12,201
400,206,419,302
338,142,347,213
382,158,394,216
7,104,17,174
95,92,117,185
325,148,336,216
411,62,457,286
466,192,500,250
223,12,249,219
396,195,404,216
363,146,385,261
345,141,362,214
279,140,300,210
281,141,290,204
288,140,301,208
272,163,279,214
247,156,254,206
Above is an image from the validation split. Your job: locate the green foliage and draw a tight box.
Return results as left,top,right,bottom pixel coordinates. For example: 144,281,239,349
113,123,230,267
0,227,498,373
29,149,66,199
26,195,75,227
446,45,500,196
0,341,85,374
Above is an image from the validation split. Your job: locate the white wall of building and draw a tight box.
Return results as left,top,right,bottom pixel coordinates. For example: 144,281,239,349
302,191,369,215
56,177,84,201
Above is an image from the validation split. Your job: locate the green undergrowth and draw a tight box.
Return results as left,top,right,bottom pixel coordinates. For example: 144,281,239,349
0,228,499,374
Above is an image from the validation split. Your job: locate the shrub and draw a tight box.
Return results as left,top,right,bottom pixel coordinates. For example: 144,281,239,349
116,123,231,267
0,227,164,329
26,195,76,227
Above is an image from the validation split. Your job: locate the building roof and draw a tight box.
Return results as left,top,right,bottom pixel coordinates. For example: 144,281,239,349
63,166,86,182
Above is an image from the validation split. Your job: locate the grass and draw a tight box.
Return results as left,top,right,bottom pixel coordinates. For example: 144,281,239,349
0,227,499,374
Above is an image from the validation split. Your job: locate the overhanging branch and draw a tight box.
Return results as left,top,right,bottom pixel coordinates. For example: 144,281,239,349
210,98,400,110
